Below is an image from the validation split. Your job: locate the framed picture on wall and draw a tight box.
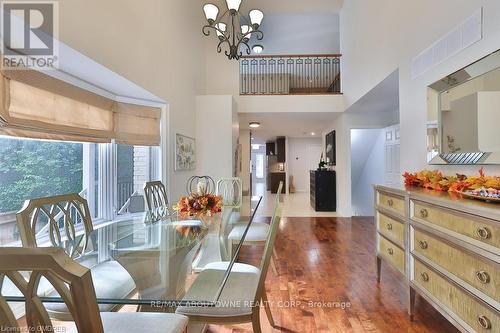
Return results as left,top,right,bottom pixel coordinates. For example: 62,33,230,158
326,130,336,166
175,134,196,171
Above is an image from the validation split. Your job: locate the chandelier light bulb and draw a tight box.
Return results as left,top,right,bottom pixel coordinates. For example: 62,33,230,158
241,25,253,40
249,9,264,28
226,0,242,12
203,4,219,24
252,45,264,54
216,23,227,40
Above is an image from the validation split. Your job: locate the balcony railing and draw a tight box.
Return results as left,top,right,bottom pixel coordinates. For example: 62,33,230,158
239,54,341,95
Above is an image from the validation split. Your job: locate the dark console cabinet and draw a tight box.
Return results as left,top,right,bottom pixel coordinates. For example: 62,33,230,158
276,137,286,163
310,170,336,212
266,142,276,156
270,172,286,194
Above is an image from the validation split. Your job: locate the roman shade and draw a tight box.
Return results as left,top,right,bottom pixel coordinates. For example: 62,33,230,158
114,102,161,146
0,69,161,145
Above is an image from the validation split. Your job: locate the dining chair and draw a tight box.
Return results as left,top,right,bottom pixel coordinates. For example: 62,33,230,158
0,247,188,333
175,186,284,333
216,178,243,208
227,182,283,275
144,181,172,220
15,193,136,321
186,176,215,195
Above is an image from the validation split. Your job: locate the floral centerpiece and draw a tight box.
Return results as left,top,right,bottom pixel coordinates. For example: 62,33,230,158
403,168,500,201
173,182,222,217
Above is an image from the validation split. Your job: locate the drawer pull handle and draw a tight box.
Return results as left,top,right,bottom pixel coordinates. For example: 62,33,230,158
420,272,429,282
387,199,394,207
419,208,429,218
387,248,394,255
477,315,492,329
386,223,393,231
475,227,491,240
418,240,428,250
476,271,491,285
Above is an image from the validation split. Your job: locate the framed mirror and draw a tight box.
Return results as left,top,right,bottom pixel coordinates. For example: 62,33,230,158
427,49,500,165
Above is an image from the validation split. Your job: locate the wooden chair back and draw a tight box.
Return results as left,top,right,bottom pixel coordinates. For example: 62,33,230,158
16,193,94,259
0,247,104,333
144,181,170,212
254,182,283,303
216,178,243,207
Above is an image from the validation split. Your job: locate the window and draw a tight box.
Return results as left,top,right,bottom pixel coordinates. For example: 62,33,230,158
255,154,265,179
0,136,161,246
0,136,84,245
116,144,160,214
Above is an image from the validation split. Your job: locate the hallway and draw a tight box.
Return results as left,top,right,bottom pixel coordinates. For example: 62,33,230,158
253,186,337,218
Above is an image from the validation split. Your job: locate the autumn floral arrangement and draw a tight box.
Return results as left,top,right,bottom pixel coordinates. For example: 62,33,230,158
173,182,222,217
403,168,500,200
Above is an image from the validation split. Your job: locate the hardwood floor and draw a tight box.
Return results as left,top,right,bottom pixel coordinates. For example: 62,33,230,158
208,217,459,333
17,216,459,332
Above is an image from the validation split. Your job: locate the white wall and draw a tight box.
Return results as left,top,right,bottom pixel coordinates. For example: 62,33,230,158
195,95,237,182
322,111,398,216
58,0,206,201
251,13,340,55
351,129,384,216
238,95,346,113
288,138,322,192
340,0,500,180
239,129,251,194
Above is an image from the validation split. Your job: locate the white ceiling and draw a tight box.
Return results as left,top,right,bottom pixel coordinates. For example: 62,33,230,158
202,0,344,14
239,112,340,143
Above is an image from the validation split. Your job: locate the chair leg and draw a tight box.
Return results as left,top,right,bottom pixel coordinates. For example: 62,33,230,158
262,289,275,327
273,247,278,260
271,255,278,275
252,307,262,333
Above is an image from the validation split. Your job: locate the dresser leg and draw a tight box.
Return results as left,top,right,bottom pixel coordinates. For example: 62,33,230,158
376,257,382,283
408,286,416,321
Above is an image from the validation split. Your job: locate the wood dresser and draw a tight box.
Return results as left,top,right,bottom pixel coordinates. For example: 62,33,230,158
375,185,500,333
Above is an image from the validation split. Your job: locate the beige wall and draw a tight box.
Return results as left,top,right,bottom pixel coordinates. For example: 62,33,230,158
340,0,500,177
58,0,206,201
238,129,251,194
195,95,237,182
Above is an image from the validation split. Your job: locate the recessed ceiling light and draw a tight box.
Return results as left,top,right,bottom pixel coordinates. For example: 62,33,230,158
311,132,316,136
252,45,264,54
249,122,260,128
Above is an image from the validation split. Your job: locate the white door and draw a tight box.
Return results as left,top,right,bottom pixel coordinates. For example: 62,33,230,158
290,142,322,192
384,125,401,186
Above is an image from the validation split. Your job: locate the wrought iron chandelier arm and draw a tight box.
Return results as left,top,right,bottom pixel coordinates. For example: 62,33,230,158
254,30,264,41
236,39,252,56
217,39,229,53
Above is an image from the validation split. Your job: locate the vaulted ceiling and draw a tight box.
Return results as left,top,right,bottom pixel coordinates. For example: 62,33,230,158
200,0,344,14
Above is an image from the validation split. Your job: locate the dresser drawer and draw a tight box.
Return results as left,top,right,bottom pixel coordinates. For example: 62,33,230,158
377,191,406,216
413,228,500,303
378,236,405,275
377,211,405,247
413,259,500,333
412,200,500,253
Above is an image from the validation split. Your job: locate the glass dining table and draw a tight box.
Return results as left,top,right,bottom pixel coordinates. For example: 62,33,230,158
3,196,262,310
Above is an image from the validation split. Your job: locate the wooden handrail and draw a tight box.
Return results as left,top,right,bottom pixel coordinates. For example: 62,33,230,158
240,53,342,59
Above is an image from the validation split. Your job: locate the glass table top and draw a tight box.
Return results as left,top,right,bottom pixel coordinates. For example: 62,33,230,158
2,196,262,308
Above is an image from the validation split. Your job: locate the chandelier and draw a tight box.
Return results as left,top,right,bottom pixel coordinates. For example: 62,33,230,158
202,0,264,60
